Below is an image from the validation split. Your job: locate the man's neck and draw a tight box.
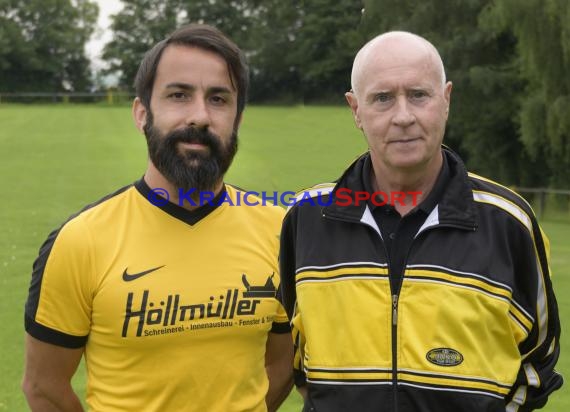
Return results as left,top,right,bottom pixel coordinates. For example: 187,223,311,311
143,161,224,211
370,152,443,216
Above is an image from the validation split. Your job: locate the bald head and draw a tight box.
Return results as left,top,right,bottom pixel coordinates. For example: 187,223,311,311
351,31,446,96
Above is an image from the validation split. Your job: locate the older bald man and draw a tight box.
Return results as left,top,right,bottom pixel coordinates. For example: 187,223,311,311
278,31,562,412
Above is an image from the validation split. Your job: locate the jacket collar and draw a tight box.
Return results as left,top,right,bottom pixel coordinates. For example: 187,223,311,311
322,147,477,230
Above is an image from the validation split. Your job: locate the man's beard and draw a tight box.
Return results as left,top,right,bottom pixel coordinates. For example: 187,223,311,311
144,114,238,195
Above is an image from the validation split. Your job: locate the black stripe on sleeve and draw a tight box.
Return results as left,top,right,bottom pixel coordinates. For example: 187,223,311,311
271,321,291,334
25,315,88,348
25,226,60,322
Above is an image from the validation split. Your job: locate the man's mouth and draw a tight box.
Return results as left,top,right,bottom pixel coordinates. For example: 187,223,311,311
178,141,209,151
390,137,421,144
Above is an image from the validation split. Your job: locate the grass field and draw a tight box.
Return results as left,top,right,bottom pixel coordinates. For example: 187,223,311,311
0,105,567,411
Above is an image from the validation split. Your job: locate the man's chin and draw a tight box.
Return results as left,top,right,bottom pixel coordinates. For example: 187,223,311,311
168,165,224,196
182,158,208,169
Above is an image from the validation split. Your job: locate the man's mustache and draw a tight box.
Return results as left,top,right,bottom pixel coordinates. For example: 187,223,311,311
165,127,221,150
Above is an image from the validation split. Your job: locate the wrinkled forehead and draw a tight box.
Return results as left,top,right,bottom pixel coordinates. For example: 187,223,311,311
351,34,445,95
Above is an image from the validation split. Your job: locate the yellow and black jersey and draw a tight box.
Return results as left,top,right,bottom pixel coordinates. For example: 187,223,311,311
25,179,289,412
279,148,562,412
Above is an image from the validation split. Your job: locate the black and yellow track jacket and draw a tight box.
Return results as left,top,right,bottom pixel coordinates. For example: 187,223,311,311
278,148,562,412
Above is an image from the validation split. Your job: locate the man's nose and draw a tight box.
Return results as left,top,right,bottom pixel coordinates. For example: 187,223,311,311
185,98,210,128
392,97,415,127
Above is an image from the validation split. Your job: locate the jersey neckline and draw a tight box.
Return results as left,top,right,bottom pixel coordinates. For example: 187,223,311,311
134,178,226,226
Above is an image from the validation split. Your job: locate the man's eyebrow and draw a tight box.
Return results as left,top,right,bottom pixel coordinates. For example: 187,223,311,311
208,86,234,95
365,89,391,100
164,83,233,95
164,82,195,91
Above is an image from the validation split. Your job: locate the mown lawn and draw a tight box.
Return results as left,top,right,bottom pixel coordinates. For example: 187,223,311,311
0,105,566,411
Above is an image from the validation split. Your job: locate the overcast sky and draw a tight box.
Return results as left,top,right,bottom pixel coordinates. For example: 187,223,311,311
85,0,124,71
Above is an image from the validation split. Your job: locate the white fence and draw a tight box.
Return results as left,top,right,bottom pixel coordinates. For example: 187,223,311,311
0,92,134,104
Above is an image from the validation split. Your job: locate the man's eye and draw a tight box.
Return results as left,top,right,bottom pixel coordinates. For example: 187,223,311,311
374,93,392,103
169,92,187,99
210,95,226,105
410,90,428,100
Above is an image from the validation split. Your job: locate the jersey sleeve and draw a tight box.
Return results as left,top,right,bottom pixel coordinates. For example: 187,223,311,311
505,221,563,410
25,217,94,348
270,298,291,334
266,203,291,334
277,208,307,386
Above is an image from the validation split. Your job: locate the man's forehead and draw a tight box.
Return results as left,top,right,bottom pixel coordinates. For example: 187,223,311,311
365,50,433,74
359,55,438,91
154,45,235,91
358,32,434,65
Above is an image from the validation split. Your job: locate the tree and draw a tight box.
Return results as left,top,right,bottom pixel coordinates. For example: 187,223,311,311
102,0,186,90
103,0,365,103
294,0,364,103
245,0,303,103
248,0,364,103
0,0,98,92
481,0,570,187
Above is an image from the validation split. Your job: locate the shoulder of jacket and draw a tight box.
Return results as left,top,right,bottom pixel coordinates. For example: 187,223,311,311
285,183,336,212
468,172,538,233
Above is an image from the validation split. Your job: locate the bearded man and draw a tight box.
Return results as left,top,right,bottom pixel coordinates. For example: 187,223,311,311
23,24,293,412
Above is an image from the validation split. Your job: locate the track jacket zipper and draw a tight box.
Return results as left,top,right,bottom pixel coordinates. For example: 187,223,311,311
323,208,475,412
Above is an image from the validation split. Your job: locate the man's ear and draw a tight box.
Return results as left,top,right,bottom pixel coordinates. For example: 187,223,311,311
132,97,147,133
345,90,362,130
443,81,453,120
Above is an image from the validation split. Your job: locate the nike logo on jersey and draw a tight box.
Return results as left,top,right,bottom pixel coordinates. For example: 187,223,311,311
122,265,165,281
